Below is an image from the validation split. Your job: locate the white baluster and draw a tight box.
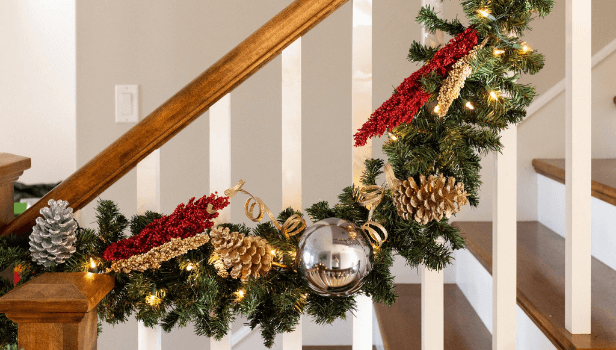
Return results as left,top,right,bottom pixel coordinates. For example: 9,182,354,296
493,125,517,350
282,38,303,350
137,150,161,215
210,94,233,350
421,265,443,350
565,0,592,334
137,150,162,350
210,94,232,222
138,325,161,350
419,1,445,349
420,0,443,49
351,0,373,186
352,0,373,349
354,295,373,350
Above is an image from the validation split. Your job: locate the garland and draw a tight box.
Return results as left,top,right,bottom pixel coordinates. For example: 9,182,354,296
353,27,478,147
0,0,554,348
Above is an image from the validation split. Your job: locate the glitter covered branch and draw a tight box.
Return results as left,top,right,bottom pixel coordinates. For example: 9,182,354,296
102,193,229,262
353,27,479,147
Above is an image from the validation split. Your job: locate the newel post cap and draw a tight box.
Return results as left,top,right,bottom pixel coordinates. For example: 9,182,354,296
0,272,114,323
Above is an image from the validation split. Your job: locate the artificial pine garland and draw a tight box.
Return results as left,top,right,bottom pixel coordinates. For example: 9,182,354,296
0,0,554,347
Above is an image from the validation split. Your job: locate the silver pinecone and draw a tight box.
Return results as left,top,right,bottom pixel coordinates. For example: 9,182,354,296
29,199,77,268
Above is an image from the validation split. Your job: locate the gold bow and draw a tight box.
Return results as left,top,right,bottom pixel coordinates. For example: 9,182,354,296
353,164,403,248
225,180,306,239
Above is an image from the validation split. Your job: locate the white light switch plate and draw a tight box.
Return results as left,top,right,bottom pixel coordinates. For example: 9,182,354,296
115,85,139,123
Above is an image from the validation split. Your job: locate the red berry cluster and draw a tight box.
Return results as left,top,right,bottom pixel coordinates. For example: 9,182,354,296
353,27,479,147
102,193,230,261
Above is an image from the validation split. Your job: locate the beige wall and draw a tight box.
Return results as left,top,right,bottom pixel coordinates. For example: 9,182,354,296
444,0,616,221
71,0,616,347
0,1,76,184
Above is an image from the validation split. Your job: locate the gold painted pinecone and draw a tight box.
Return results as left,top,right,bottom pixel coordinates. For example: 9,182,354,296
391,174,469,224
209,226,273,282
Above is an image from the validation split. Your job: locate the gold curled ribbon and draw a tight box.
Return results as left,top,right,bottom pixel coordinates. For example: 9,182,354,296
384,163,400,190
225,180,306,240
281,214,306,238
361,221,388,248
206,203,217,214
355,169,396,248
356,185,384,211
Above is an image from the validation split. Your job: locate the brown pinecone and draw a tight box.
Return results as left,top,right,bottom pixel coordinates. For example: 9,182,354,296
391,173,469,224
209,226,273,282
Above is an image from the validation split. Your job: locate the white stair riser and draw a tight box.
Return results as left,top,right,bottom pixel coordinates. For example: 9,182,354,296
455,249,558,350
537,174,616,270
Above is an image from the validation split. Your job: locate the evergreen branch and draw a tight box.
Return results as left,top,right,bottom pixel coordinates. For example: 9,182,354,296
416,6,466,37
408,41,439,63
361,158,385,186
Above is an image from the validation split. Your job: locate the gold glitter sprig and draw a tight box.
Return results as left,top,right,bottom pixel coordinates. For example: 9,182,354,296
109,233,210,273
436,38,488,118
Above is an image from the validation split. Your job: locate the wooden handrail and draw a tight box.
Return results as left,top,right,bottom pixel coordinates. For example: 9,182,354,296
1,0,350,237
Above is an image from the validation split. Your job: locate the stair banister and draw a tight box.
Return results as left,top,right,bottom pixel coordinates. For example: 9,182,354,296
0,0,350,238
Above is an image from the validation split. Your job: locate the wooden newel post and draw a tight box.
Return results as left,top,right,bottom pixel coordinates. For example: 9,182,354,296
0,153,31,229
0,272,115,350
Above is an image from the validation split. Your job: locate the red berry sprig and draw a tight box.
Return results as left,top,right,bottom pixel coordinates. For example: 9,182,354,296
102,193,230,261
353,27,479,147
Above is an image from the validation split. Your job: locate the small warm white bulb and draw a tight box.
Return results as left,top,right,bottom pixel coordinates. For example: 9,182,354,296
493,49,505,56
185,262,196,271
465,102,475,110
146,294,161,306
235,289,246,301
433,105,441,114
521,44,531,53
478,9,490,17
389,133,398,141
489,91,499,100
270,249,277,256
90,258,97,269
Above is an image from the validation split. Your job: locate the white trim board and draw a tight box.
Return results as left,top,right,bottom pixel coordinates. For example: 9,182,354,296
523,36,616,121
231,326,252,348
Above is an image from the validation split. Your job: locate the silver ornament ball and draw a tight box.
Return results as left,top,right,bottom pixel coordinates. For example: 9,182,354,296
295,218,372,296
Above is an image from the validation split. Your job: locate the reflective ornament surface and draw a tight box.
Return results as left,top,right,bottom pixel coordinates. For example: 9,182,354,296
295,218,372,296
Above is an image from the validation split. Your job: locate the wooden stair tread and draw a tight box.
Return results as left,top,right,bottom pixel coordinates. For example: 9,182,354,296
532,158,616,206
454,221,616,349
374,284,491,350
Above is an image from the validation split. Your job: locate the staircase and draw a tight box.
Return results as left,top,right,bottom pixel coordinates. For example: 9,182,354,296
1,0,612,349
453,158,616,350
374,284,491,350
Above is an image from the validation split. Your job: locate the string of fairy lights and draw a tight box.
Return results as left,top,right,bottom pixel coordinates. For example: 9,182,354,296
424,8,535,118
81,7,536,311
